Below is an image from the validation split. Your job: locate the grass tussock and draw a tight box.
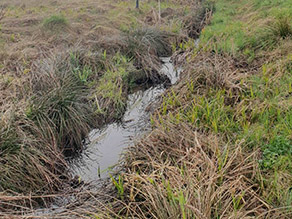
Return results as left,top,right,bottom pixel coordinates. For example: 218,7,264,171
0,109,67,209
28,56,93,153
43,15,69,31
270,16,292,39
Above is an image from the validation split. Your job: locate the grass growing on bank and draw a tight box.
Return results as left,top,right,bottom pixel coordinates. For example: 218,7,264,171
3,0,292,217
85,0,292,218
94,54,132,120
0,0,188,212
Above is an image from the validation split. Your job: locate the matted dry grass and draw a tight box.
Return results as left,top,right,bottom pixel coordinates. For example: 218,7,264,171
119,122,270,218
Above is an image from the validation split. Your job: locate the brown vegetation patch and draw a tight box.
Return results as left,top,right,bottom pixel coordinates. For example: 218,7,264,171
118,122,272,218
183,2,213,39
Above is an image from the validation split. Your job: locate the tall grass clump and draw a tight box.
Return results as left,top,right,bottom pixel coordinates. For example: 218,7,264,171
246,16,292,52
0,109,67,208
27,53,95,154
43,15,68,31
270,17,292,39
126,27,171,57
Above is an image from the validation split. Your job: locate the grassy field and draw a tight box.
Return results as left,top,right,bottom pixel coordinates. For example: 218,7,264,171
1,0,292,218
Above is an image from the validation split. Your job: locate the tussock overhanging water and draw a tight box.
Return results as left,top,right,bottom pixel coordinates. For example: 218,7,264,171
69,57,181,181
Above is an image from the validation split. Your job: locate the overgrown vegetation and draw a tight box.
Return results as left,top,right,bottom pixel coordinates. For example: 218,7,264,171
84,0,291,218
0,0,180,212
1,0,292,218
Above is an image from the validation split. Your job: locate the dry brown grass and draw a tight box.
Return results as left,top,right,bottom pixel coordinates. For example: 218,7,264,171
0,107,69,211
183,1,213,39
118,122,270,218
0,0,116,76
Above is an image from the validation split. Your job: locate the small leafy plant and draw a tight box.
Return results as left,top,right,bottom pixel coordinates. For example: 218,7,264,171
260,136,292,170
70,53,93,83
110,174,124,200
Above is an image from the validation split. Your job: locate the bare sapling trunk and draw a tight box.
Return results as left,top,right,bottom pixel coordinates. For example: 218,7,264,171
158,0,161,23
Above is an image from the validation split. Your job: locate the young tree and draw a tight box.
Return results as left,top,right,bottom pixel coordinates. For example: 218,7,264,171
158,0,161,22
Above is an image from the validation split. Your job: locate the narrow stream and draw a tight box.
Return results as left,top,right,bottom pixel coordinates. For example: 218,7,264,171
32,57,180,217
69,57,181,182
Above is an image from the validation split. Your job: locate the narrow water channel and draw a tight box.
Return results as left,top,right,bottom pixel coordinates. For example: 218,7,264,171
69,57,181,182
32,57,180,217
